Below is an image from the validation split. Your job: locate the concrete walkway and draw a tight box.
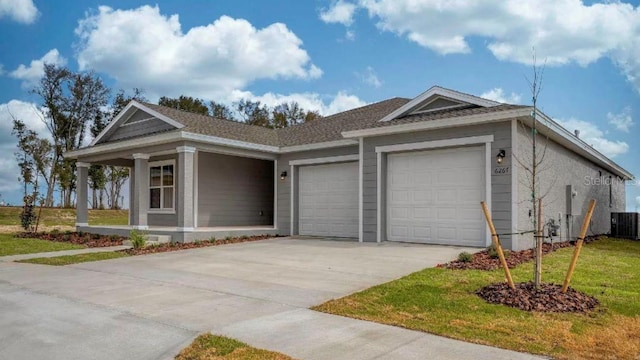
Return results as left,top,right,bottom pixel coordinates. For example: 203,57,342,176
0,238,544,360
0,245,131,262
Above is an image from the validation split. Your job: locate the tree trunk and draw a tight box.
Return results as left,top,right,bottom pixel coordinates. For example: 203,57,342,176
535,199,543,287
99,188,104,209
45,174,56,207
92,188,97,209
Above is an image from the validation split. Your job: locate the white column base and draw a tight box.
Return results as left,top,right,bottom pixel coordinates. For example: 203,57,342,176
75,223,89,227
176,227,195,232
132,225,149,230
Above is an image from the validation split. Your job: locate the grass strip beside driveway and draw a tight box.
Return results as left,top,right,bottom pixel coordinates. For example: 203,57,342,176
0,233,85,256
313,238,640,360
17,251,130,266
175,333,295,360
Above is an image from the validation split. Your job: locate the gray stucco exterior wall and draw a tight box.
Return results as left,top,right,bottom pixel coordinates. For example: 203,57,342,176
276,145,359,235
197,152,274,227
362,122,514,246
515,123,625,250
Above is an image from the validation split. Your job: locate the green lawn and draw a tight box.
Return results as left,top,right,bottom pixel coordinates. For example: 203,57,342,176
175,333,294,360
313,238,640,360
0,206,128,227
17,251,130,265
0,233,85,256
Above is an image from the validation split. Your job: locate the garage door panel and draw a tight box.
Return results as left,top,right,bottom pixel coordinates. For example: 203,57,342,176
299,162,358,238
387,146,485,246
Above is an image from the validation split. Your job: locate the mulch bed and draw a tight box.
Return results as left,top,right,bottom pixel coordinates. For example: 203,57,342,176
476,281,599,313
124,234,275,255
442,236,601,271
16,231,125,247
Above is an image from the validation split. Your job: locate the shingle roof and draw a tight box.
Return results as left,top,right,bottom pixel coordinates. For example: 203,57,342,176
137,99,527,147
142,102,280,146
275,97,410,146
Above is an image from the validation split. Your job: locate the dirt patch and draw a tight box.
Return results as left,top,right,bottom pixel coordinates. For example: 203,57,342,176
476,282,599,313
0,225,75,234
16,231,125,247
443,236,601,271
125,235,275,255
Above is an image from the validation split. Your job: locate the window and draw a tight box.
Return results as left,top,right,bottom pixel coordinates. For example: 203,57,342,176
149,161,174,211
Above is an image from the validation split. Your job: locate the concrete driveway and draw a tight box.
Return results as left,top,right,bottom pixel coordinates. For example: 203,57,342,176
0,238,541,360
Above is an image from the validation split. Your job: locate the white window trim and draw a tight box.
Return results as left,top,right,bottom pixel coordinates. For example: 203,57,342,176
375,136,493,245
148,159,176,214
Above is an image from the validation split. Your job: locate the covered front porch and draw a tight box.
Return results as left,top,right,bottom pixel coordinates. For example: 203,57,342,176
74,143,280,242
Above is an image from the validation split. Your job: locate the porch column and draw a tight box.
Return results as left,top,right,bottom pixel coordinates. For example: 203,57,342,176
75,162,90,227
132,153,149,230
176,146,196,231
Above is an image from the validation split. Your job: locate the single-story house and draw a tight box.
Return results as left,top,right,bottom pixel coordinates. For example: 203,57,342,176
65,86,634,250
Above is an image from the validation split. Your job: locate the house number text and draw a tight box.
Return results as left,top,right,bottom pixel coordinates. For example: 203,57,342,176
493,166,510,175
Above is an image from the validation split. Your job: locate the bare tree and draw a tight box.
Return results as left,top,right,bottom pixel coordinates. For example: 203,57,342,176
513,51,558,288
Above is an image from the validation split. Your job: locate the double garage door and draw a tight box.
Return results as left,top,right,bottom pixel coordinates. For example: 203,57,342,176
298,162,358,238
296,146,486,246
386,146,486,247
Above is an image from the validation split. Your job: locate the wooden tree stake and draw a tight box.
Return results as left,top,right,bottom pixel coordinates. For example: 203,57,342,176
481,201,515,290
561,199,596,293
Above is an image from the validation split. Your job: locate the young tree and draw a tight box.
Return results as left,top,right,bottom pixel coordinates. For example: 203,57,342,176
159,95,209,115
234,99,271,128
105,166,129,209
11,119,53,200
514,53,556,288
209,101,235,120
32,63,109,207
272,101,321,128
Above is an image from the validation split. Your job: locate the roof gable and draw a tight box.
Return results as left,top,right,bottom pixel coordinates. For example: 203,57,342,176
379,86,500,122
91,101,184,146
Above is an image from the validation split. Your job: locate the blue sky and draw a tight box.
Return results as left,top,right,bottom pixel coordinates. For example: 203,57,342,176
0,0,638,210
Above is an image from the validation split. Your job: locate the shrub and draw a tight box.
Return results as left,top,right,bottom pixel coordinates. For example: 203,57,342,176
487,244,510,259
458,252,473,263
225,236,231,241
209,236,216,242
240,235,248,240
50,228,60,236
129,230,147,249
19,195,37,231
109,234,120,241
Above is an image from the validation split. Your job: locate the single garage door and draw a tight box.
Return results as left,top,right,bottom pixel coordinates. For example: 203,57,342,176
298,162,358,238
387,146,485,246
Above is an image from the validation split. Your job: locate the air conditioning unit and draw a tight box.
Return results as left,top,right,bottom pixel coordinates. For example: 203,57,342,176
611,212,640,240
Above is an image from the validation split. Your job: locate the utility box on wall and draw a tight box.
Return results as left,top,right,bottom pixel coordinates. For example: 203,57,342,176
566,185,580,216
611,212,640,240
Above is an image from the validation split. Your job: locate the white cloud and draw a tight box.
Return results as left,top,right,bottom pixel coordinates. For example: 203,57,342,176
357,66,382,88
480,88,522,104
0,100,47,137
75,5,322,100
9,49,67,89
320,0,357,26
556,117,629,158
0,0,38,24
0,100,48,194
607,106,634,132
346,0,640,93
229,90,367,116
